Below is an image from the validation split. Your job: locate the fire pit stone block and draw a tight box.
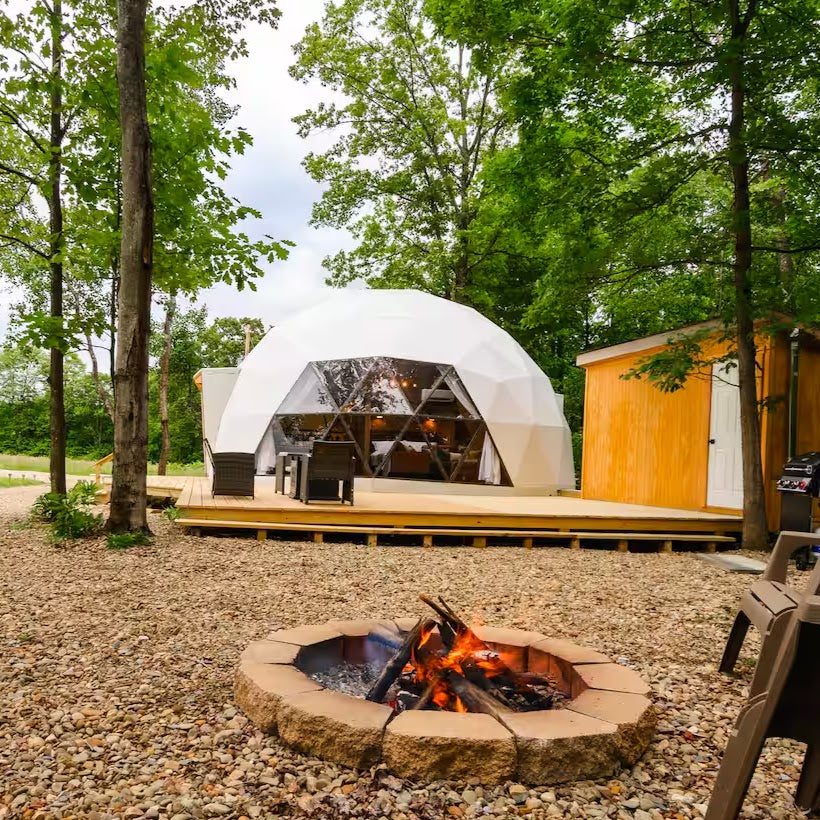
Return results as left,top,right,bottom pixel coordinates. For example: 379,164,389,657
326,620,401,664
233,661,321,733
383,711,517,784
502,709,620,784
326,619,396,637
267,625,345,674
276,689,393,770
239,640,300,666
572,663,651,697
529,637,610,666
267,624,343,647
471,625,547,670
566,690,656,766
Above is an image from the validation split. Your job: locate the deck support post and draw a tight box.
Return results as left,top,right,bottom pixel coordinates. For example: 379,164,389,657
313,532,324,544
473,536,487,549
617,539,629,553
570,536,581,550
661,540,673,553
706,541,718,553
422,535,433,548
256,529,266,542
367,533,378,548
523,537,533,550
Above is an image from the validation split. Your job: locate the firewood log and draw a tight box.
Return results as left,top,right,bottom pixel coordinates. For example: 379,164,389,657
446,671,513,718
365,618,436,703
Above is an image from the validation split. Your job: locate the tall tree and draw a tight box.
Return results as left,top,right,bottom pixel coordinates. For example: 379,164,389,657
200,316,267,367
0,0,85,492
431,0,820,548
156,290,176,475
108,0,153,532
292,0,512,304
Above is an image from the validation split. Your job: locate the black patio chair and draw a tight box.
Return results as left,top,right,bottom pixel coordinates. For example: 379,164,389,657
297,441,355,505
205,439,255,498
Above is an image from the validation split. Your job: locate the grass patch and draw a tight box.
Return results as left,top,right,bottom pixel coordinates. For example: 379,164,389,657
0,476,44,488
0,453,204,477
107,531,153,550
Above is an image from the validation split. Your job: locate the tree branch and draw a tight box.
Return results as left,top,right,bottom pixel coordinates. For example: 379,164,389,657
0,159,42,186
0,233,50,260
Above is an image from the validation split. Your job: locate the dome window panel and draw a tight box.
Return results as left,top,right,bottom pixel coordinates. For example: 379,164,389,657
277,363,338,414
269,355,513,485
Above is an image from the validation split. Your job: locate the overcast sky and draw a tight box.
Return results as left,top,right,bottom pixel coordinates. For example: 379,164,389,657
197,0,354,325
0,0,350,338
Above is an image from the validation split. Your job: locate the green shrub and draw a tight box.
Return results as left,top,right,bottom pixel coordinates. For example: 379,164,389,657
163,505,180,522
31,480,103,542
106,531,152,550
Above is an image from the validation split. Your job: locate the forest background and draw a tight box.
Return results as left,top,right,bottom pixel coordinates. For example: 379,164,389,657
1,0,818,487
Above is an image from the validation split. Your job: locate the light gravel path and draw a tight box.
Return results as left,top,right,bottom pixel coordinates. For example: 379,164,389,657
0,484,809,819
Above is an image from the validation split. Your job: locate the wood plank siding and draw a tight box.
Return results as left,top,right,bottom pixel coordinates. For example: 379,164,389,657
578,328,816,522
797,345,820,455
580,346,713,509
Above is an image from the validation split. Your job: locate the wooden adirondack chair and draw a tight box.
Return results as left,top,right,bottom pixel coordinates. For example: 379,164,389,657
706,556,820,819
719,530,820,696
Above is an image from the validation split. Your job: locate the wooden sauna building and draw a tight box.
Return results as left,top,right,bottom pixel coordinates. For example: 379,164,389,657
576,320,820,528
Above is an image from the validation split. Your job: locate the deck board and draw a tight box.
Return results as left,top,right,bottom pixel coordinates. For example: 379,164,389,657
173,475,742,541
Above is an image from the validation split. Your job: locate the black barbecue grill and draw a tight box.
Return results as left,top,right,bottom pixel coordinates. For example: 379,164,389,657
776,451,820,569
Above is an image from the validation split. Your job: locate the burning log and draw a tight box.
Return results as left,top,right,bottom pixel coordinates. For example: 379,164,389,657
446,671,513,718
418,595,459,647
365,617,436,703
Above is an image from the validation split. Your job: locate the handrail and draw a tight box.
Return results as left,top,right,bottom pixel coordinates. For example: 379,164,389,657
93,452,114,486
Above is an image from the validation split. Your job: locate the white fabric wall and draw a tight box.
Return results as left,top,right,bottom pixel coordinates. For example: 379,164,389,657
199,367,239,477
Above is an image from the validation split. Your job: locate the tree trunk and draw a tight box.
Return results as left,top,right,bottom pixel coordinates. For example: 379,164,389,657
86,334,115,422
727,4,768,550
760,163,793,306
107,0,154,533
157,291,176,476
109,256,119,394
48,0,66,495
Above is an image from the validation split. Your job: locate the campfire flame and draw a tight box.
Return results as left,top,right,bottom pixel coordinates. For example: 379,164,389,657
370,596,565,715
403,623,515,713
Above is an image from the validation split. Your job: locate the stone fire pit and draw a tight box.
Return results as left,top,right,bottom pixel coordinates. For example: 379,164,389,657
235,619,655,784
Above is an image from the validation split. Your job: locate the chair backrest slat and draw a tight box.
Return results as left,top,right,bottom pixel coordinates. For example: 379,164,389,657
308,441,356,479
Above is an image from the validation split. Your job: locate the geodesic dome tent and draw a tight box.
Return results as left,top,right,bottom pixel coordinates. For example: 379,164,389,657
213,289,574,492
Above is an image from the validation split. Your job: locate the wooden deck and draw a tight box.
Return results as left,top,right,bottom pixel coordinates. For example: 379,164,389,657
172,476,742,551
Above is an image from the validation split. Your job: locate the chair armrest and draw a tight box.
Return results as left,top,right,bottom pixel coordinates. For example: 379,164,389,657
763,531,820,582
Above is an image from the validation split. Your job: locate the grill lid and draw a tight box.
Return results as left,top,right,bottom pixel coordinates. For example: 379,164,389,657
781,451,820,475
777,452,820,495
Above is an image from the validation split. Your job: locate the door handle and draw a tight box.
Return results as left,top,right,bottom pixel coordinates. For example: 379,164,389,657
709,439,716,444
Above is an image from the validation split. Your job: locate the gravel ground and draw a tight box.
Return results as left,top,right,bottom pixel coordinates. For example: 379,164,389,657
0,484,811,819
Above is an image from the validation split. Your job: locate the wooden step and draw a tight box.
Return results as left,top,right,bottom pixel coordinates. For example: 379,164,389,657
175,517,736,551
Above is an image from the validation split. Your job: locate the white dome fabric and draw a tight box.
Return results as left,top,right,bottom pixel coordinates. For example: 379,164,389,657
214,289,575,491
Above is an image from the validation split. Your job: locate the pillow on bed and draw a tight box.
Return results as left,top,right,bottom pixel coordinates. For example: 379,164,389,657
372,440,394,456
401,440,426,452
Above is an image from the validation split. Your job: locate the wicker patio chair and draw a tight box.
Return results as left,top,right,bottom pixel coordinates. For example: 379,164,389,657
706,558,820,819
297,441,355,505
205,439,255,498
719,530,820,695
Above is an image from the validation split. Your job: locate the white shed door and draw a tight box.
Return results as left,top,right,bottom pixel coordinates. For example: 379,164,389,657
707,362,744,509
